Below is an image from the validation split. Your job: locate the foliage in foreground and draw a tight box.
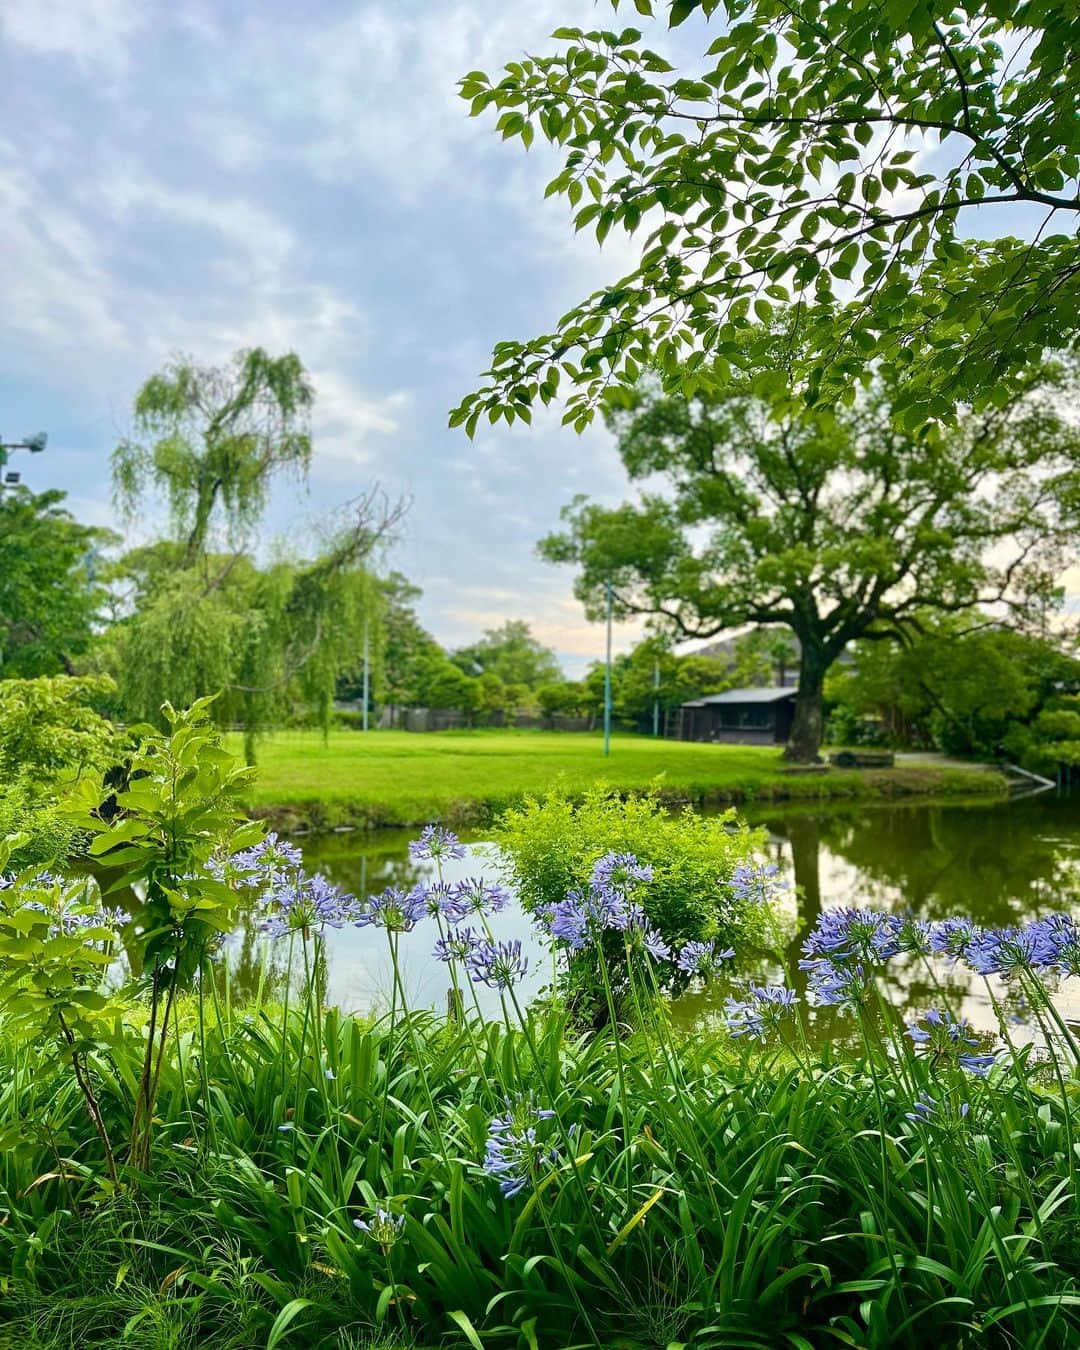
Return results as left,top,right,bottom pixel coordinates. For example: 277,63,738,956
1,995,1078,1349
0,708,1076,1348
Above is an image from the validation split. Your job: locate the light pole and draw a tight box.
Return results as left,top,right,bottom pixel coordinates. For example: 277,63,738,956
652,655,661,737
603,579,613,757
361,615,371,732
0,431,47,491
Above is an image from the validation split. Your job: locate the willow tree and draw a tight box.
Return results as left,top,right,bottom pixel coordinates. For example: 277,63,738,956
104,349,403,757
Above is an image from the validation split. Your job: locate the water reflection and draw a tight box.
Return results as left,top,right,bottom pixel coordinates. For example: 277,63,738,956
218,792,1080,1037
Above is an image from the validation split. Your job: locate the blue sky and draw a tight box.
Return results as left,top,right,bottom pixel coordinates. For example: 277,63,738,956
1,2,1073,675
0,0,683,674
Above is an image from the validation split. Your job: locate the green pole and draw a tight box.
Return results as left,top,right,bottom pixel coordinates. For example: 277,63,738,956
603,580,613,757
362,616,370,732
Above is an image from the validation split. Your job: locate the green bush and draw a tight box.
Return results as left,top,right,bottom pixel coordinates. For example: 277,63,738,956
0,674,121,783
0,780,82,870
493,785,782,958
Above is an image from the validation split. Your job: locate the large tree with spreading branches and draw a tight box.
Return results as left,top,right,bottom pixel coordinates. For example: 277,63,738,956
452,0,1078,433
540,343,1080,761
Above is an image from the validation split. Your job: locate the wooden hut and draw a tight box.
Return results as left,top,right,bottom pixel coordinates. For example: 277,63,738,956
678,687,797,746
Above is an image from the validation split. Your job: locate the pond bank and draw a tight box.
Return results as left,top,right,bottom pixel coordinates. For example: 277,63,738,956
236,728,1007,832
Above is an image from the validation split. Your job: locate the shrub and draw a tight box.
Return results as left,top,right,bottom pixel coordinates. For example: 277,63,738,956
493,786,782,1014
0,674,121,783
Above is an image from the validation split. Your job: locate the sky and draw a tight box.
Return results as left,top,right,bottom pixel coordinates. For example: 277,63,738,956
0,2,1074,677
0,0,692,676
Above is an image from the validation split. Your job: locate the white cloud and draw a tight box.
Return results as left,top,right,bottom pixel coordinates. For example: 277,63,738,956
0,0,145,74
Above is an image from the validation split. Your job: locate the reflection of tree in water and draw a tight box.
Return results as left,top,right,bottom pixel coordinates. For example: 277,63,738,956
763,794,1080,929
680,801,1077,1042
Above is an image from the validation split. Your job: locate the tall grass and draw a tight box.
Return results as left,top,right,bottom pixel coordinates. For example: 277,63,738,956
1,955,1078,1347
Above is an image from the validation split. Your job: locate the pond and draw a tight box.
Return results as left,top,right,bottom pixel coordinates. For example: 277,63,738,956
220,789,1080,1039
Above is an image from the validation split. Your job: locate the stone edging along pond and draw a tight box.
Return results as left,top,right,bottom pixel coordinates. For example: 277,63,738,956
246,762,1010,834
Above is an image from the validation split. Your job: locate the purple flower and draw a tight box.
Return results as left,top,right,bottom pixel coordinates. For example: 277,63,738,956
452,877,511,917
801,907,900,966
260,872,358,939
466,938,529,990
230,832,303,888
928,917,981,964
894,914,933,956
728,861,787,905
433,926,482,963
354,885,427,933
409,826,466,862
590,852,653,894
723,984,799,1041
676,940,735,978
639,927,672,962
483,1098,563,1198
964,925,1048,979
415,881,468,926
802,958,874,1012
905,1091,970,1124
1027,913,1080,978
906,1008,996,1077
354,1206,404,1248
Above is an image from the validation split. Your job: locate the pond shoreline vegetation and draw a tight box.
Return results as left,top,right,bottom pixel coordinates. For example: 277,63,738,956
0,706,1076,1348
231,729,1007,833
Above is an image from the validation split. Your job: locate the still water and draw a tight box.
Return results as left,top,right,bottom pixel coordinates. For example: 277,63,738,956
225,790,1080,1037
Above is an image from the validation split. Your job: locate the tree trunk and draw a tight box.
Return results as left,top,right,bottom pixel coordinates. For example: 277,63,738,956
784,643,827,762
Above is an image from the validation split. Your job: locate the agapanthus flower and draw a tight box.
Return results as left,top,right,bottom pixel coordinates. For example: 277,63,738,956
1027,913,1080,978
433,926,482,964
963,925,1048,979
676,940,736,978
801,907,900,966
467,938,529,990
929,917,981,964
894,914,933,957
354,885,428,933
905,1090,970,1124
728,861,787,905
353,1206,405,1248
452,876,511,917
723,984,799,1041
261,872,358,939
483,1098,567,1198
638,926,673,962
802,958,874,1012
906,1008,996,1077
545,883,636,950
415,880,468,926
25,898,129,942
409,826,466,862
590,852,654,895
230,832,303,886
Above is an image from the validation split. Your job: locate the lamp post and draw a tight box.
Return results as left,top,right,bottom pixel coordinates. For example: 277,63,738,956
361,615,371,732
603,579,613,757
0,431,47,491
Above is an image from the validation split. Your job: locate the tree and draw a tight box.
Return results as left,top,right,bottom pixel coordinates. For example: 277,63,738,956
416,657,482,715
104,349,403,756
830,620,1080,759
367,572,442,711
540,347,1080,761
0,489,110,676
536,679,591,718
451,620,562,688
453,2,1079,433
113,348,314,566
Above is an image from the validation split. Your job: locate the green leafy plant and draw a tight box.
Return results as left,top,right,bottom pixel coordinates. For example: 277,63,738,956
65,697,263,1170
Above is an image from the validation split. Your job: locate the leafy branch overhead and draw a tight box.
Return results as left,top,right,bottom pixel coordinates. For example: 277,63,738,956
451,0,1079,432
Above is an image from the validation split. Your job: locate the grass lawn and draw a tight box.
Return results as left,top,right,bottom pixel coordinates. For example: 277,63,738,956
233,728,1005,829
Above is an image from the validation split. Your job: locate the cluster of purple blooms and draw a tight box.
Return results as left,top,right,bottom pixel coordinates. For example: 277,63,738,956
906,1091,970,1125
729,861,789,905
906,1008,996,1077
483,1096,572,1197
797,906,1080,1013
722,984,799,1041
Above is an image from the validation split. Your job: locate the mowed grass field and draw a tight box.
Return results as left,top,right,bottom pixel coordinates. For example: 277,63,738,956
231,728,1004,829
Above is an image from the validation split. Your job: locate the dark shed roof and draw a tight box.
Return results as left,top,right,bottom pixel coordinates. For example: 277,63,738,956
681,686,798,708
